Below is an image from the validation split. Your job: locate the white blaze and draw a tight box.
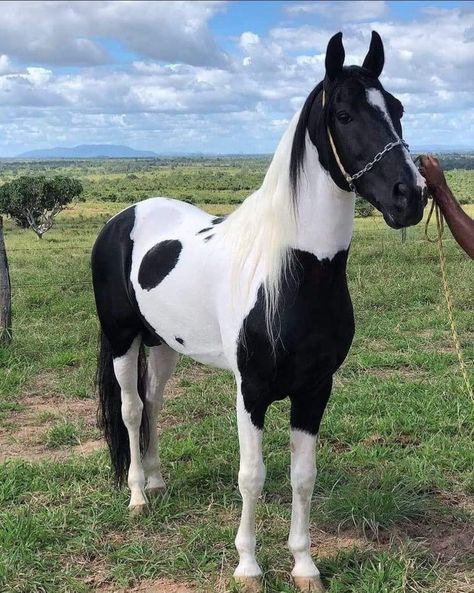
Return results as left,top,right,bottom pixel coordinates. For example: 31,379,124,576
366,88,425,189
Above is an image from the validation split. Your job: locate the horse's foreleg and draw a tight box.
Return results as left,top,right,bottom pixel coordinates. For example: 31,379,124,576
113,337,147,514
233,388,266,590
289,390,330,593
142,344,178,494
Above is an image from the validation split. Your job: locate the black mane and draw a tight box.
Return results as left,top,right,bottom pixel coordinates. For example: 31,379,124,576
289,81,324,202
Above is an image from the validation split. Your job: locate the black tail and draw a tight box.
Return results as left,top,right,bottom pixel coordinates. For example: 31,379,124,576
96,330,149,486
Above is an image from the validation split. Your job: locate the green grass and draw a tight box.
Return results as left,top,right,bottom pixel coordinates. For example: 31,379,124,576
0,198,473,592
41,419,88,449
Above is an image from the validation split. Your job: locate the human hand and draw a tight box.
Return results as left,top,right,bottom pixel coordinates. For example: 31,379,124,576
419,155,448,193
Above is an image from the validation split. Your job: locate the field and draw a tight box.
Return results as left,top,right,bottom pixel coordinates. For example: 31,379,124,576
0,163,473,593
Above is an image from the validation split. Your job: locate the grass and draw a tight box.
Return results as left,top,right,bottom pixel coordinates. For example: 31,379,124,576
0,199,473,592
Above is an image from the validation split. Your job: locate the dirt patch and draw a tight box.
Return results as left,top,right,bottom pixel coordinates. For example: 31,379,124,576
437,571,474,593
310,508,473,568
363,337,392,352
383,518,474,567
362,432,420,448
0,362,210,463
418,329,435,339
310,527,372,558
0,393,101,463
438,491,474,516
95,577,195,593
366,365,428,379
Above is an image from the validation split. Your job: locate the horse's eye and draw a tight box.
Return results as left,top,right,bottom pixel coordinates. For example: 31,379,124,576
336,111,352,124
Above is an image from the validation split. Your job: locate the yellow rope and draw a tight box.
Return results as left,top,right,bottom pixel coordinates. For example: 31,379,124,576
424,197,473,401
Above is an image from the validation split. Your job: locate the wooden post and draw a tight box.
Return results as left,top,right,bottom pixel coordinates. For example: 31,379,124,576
0,216,12,345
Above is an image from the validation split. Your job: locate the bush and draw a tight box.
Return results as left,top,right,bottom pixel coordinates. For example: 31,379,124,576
355,197,375,218
0,175,83,238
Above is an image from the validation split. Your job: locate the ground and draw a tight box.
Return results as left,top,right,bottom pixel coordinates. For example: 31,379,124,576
0,202,473,593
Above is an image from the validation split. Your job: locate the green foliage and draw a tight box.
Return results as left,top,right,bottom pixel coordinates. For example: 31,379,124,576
355,197,375,218
0,155,471,207
42,419,82,449
0,175,83,237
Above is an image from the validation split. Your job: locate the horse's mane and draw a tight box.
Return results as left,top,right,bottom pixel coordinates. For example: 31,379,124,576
289,81,324,202
218,100,315,343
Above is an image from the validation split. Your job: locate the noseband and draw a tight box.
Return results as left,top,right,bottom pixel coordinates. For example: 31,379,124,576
322,89,409,193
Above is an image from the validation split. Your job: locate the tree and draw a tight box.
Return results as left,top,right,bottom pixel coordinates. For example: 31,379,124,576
0,175,83,238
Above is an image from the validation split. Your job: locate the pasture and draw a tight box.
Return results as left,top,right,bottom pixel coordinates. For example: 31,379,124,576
1,192,473,592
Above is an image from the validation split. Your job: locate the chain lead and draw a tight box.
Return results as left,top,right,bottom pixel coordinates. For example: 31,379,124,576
348,139,409,192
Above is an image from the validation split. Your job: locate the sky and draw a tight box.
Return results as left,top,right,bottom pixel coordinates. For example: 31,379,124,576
0,0,473,156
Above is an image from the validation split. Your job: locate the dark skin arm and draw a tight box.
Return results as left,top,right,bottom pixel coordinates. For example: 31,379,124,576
419,155,474,260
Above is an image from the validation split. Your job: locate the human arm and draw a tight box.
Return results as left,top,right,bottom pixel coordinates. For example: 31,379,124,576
419,155,474,259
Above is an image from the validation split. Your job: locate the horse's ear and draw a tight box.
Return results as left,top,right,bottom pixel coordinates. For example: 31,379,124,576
362,31,384,78
325,32,345,81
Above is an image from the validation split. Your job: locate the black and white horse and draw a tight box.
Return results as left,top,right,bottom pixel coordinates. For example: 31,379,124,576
92,32,426,592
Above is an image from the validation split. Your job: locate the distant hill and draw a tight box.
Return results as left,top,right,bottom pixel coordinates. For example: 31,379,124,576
16,144,158,158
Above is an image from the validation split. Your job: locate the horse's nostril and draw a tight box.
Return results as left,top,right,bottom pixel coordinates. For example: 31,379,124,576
394,182,409,198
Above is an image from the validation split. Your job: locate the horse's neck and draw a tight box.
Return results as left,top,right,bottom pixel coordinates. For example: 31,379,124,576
291,136,355,261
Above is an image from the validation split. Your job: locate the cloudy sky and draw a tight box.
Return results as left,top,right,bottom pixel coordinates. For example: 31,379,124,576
0,0,473,156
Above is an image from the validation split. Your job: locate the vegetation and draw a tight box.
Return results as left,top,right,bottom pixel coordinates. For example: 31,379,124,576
0,197,472,593
0,153,472,208
0,175,83,238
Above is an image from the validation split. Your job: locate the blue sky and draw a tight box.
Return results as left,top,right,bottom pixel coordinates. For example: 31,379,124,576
0,0,472,156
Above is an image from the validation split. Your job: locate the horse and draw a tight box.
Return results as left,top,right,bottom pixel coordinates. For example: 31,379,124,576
92,31,426,593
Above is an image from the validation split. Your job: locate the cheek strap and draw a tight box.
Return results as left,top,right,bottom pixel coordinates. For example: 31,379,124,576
322,89,356,192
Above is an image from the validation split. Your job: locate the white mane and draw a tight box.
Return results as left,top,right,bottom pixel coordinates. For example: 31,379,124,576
219,111,301,338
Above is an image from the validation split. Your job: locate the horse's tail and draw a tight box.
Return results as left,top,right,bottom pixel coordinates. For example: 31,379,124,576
96,329,148,486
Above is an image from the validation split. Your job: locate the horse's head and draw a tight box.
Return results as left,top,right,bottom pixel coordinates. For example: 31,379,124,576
298,31,426,229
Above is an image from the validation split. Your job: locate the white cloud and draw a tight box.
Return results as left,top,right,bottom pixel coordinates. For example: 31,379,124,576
0,2,472,155
0,1,227,67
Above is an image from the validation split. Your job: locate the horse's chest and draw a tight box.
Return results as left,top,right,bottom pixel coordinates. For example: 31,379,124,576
237,249,354,413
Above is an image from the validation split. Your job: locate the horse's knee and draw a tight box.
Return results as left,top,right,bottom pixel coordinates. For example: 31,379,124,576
291,466,316,498
238,461,266,498
121,393,143,429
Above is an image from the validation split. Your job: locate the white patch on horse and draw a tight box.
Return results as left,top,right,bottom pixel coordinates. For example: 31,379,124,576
366,88,425,189
234,386,265,578
130,197,231,369
289,430,320,579
113,337,147,511
292,133,354,260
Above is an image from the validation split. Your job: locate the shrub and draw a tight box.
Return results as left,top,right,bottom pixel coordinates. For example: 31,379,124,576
355,197,375,218
0,175,83,238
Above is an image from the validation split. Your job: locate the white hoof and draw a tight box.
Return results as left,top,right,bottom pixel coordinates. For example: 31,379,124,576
232,575,262,593
128,503,148,517
293,575,326,592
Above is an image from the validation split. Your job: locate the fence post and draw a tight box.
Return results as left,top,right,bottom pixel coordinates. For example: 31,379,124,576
0,215,12,345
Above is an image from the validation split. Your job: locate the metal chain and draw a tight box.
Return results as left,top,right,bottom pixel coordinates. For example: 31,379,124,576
349,139,409,186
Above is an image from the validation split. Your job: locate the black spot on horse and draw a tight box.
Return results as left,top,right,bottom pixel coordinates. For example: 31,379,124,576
212,217,225,224
197,227,212,234
138,240,182,291
175,336,184,345
204,234,214,242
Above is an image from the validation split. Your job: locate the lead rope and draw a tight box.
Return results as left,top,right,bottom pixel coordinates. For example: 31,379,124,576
418,157,473,402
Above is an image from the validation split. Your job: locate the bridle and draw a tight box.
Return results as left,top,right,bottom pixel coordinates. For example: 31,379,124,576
322,89,409,193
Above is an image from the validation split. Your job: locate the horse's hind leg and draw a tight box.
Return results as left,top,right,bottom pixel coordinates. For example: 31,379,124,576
112,336,148,515
142,344,178,495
